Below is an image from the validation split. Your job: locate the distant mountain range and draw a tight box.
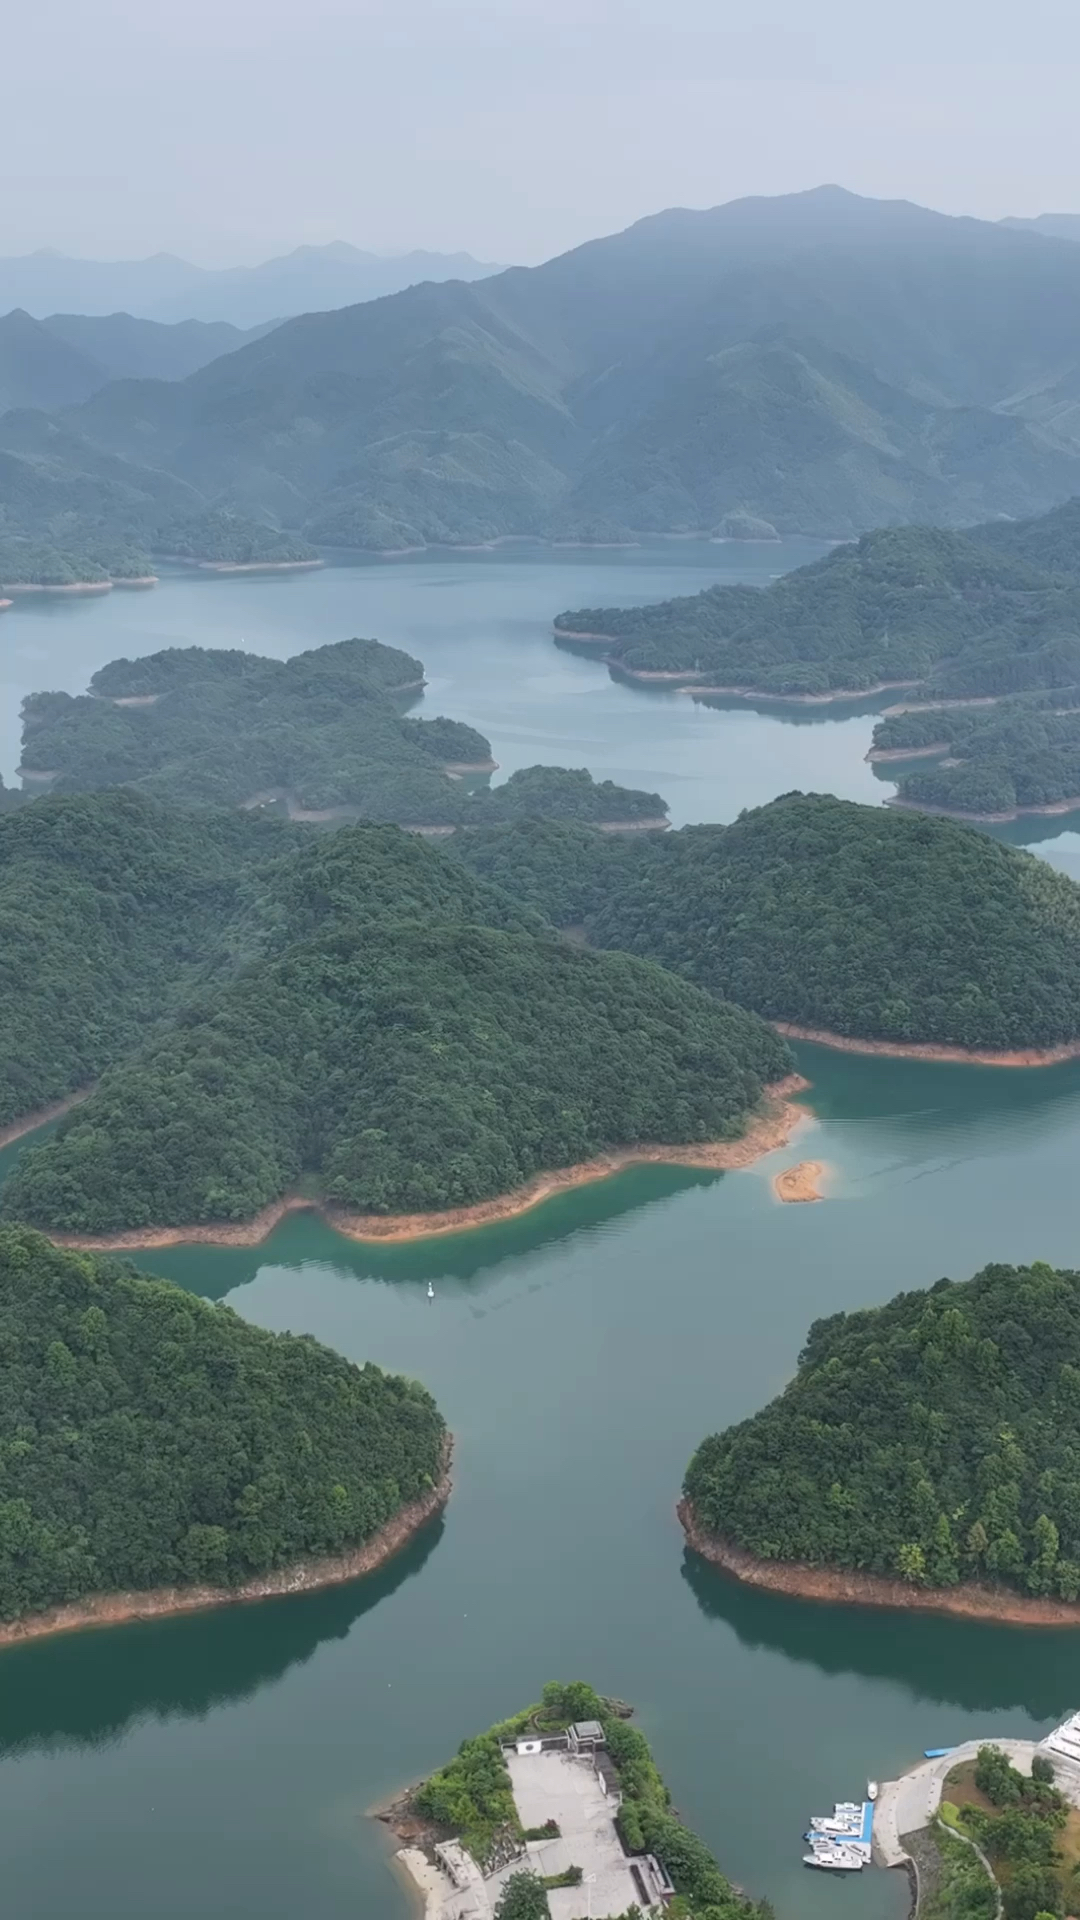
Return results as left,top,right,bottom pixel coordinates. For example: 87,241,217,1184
0,309,273,412
0,242,504,327
9,188,1080,552
1001,214,1080,243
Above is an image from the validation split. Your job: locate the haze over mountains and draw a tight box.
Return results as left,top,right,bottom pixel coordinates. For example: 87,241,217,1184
0,309,273,413
0,242,503,327
10,187,1080,554
1001,214,1080,244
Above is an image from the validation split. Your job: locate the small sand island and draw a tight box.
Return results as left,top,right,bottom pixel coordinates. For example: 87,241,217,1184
0,1226,451,1648
378,1680,768,1920
682,1258,1080,1627
772,1159,827,1203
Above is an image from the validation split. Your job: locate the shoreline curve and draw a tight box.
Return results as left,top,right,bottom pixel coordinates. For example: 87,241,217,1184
0,1088,93,1151
887,792,1080,824
678,1501,1080,1627
772,1021,1080,1068
43,1076,811,1252
0,1445,453,1650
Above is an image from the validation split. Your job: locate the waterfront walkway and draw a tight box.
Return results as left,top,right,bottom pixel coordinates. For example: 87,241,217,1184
873,1740,1037,1868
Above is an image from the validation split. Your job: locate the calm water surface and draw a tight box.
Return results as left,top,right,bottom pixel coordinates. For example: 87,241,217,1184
5,554,1080,1919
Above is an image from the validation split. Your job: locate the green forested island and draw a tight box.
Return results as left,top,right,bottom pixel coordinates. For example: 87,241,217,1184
402,1680,766,1920
0,1226,447,1624
456,795,1080,1052
683,1260,1080,1602
554,505,1080,696
0,795,789,1233
872,692,1080,819
18,640,665,829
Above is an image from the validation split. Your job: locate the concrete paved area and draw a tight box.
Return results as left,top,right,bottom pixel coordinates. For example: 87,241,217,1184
494,1750,642,1920
396,1747,643,1919
873,1740,1037,1867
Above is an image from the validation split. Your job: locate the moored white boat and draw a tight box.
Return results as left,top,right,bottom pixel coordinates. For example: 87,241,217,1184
803,1843,863,1872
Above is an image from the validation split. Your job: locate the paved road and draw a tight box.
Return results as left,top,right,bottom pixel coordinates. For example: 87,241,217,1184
873,1739,1038,1867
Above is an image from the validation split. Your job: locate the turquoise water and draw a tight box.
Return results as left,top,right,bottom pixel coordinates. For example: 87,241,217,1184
4,554,1080,1919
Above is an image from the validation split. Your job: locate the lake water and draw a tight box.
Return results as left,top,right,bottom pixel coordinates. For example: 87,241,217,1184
5,549,1080,1920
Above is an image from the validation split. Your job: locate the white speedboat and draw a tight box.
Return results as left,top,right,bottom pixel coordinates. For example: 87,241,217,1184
803,1844,863,1872
867,1781,879,1802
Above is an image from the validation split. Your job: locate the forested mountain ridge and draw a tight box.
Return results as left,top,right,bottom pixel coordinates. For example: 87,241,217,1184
453,795,1080,1053
0,1226,447,1623
50,188,1080,550
0,410,315,572
0,308,272,413
0,792,294,1129
555,501,1080,696
684,1260,1080,1601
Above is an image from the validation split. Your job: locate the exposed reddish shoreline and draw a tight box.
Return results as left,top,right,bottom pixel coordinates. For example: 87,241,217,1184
0,1088,93,1151
678,1502,1080,1626
0,1447,453,1650
46,1076,811,1252
772,1020,1080,1068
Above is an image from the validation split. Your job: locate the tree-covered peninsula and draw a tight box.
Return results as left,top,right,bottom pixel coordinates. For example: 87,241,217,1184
3,923,791,1234
582,794,1080,1052
554,507,1080,697
398,1680,766,1920
683,1260,1080,1606
19,641,666,829
0,799,790,1234
455,796,1080,1054
0,1226,447,1628
872,692,1080,820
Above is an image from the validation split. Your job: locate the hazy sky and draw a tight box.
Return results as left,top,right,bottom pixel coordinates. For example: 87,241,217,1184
5,0,1080,266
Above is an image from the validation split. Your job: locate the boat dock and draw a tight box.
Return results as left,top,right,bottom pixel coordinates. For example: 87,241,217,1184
803,1798,874,1872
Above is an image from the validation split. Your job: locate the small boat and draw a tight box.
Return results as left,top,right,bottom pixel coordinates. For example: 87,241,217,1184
924,1749,952,1760
427,1282,434,1300
867,1782,879,1802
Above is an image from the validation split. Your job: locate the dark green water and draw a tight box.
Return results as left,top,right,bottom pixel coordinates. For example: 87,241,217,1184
6,553,1080,1918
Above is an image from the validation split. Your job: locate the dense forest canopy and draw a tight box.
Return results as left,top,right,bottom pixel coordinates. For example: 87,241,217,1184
3,919,790,1232
464,799,1080,1052
684,1260,1080,1600
0,1226,447,1622
0,791,293,1129
554,507,1080,695
581,793,1080,1050
872,691,1080,819
18,641,666,830
0,791,541,1133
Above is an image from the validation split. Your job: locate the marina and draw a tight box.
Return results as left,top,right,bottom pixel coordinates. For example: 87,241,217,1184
803,1799,875,1873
